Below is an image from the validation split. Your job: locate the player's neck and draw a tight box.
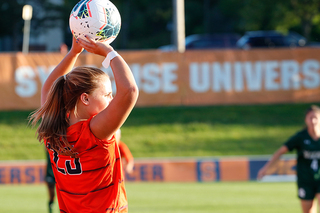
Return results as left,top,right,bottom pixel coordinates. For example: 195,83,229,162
308,126,320,141
69,110,89,126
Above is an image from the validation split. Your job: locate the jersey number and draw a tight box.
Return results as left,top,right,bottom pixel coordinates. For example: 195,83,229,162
52,150,82,175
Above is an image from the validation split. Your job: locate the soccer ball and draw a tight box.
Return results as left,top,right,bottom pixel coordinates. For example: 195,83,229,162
69,0,121,44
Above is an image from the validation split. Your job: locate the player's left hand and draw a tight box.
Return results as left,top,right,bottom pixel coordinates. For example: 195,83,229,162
70,36,84,55
126,161,134,174
257,167,267,180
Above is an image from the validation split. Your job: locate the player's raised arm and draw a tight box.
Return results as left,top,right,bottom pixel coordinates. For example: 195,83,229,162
41,37,83,106
77,36,139,140
257,145,288,180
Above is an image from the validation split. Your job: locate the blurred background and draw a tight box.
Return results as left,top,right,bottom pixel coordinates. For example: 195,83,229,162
2,0,320,52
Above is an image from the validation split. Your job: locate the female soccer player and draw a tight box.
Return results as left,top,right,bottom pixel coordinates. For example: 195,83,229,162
30,35,138,213
258,105,320,213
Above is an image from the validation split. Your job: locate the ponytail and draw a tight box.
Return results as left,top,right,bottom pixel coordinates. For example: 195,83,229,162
29,67,108,158
29,76,76,157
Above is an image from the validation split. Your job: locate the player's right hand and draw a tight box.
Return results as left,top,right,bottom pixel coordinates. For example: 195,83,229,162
77,35,114,57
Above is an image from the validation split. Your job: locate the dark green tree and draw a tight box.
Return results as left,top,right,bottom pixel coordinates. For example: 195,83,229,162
235,0,320,40
277,0,320,40
0,0,67,51
0,0,28,50
2,0,320,51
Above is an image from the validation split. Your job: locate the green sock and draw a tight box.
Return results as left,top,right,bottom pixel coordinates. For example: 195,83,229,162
48,201,53,213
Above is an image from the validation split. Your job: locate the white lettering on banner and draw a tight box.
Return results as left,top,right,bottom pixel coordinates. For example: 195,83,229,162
303,60,320,89
15,66,55,98
142,63,161,93
281,60,300,90
130,63,178,94
234,62,244,92
189,60,320,93
213,62,232,92
15,66,37,97
244,62,263,91
13,63,179,98
13,60,320,98
265,61,279,91
162,63,178,93
190,63,210,92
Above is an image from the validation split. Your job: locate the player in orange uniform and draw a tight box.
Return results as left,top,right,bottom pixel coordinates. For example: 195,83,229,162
30,35,138,213
115,129,134,174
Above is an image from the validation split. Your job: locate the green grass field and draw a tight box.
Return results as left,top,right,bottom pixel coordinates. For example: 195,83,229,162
0,103,316,212
0,103,317,160
0,182,300,213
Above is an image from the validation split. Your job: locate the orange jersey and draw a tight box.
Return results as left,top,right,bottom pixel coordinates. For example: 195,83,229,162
46,117,127,213
118,141,133,163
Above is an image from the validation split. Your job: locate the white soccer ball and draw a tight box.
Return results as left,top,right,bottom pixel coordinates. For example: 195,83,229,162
69,0,121,44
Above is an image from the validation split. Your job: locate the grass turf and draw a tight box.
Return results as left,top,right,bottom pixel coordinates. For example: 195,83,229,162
0,103,317,160
0,182,300,213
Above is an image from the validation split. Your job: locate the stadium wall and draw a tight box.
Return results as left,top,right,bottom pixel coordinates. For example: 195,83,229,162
1,48,320,110
0,156,296,184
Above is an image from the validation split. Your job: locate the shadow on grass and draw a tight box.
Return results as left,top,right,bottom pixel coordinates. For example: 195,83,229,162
1,103,315,127
125,103,314,127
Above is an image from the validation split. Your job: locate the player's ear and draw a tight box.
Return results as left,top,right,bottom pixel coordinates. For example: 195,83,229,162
80,93,89,105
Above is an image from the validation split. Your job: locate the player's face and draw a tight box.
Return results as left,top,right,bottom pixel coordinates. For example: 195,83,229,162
88,77,113,115
305,111,320,128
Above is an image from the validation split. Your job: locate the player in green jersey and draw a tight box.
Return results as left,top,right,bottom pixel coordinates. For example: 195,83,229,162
45,150,55,213
258,105,320,213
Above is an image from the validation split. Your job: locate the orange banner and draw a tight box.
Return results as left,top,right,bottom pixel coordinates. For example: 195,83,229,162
0,157,296,184
1,48,320,110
